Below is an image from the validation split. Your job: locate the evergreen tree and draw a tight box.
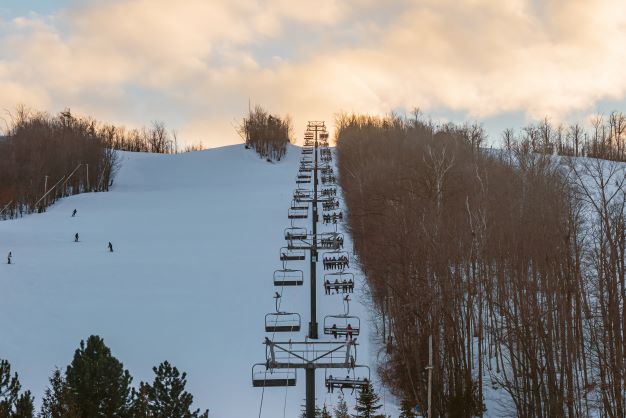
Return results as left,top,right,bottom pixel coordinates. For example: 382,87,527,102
353,386,384,418
130,361,208,418
39,369,78,418
64,335,132,418
320,404,332,418
0,359,34,418
334,396,349,418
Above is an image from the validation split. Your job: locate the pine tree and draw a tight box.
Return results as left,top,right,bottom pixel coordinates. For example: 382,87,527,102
64,335,132,418
130,361,208,418
39,369,79,418
353,386,384,418
320,404,332,418
0,359,34,418
334,395,349,418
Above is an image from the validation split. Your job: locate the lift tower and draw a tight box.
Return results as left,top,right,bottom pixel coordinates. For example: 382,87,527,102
306,120,325,418
253,121,360,418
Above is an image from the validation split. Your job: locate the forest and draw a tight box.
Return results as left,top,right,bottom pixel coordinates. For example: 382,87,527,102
335,112,626,417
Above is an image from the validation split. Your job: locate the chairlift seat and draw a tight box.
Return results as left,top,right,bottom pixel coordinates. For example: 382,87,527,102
252,364,296,387
274,269,304,286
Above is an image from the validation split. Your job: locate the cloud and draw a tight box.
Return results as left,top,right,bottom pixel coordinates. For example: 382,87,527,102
1,0,626,146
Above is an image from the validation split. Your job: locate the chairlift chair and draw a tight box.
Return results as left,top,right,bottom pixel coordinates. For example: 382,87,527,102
280,247,305,261
319,232,344,250
324,315,360,339
252,363,296,387
322,249,350,270
323,271,355,294
284,226,308,241
291,200,308,211
274,268,304,286
288,207,308,219
324,366,371,394
266,312,301,332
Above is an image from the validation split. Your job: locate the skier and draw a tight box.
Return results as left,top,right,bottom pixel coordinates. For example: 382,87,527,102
331,323,338,339
108,242,113,252
346,323,353,341
72,209,77,217
7,251,12,264
74,233,79,242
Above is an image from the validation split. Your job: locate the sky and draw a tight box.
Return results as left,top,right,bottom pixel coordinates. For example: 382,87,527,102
1,0,626,147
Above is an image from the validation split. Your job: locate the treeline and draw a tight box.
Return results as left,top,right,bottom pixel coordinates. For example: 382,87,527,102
1,335,208,418
336,112,626,416
239,105,292,161
503,112,626,161
0,109,118,219
99,120,180,154
0,108,202,220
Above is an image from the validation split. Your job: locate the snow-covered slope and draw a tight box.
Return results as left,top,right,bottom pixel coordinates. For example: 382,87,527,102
0,144,382,417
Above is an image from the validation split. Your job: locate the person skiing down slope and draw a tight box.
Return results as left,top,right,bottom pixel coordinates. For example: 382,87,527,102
107,242,113,252
74,233,79,242
7,252,11,264
72,209,77,217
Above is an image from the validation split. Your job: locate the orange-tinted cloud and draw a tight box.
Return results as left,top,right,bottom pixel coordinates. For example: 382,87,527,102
1,0,625,146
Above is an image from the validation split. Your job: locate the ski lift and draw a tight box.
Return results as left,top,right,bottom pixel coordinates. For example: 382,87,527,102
322,198,340,212
285,226,308,241
323,272,354,294
319,232,344,250
322,249,349,270
252,363,296,387
324,297,360,338
280,247,305,262
265,312,300,332
322,175,336,184
324,366,371,394
320,187,337,197
274,268,304,286
265,293,301,332
296,174,312,184
291,200,308,211
293,188,312,202
288,207,308,219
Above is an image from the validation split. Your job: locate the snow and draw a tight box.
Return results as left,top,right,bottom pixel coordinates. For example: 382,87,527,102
0,144,383,417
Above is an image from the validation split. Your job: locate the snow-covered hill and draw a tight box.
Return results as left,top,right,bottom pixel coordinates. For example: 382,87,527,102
0,144,384,417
